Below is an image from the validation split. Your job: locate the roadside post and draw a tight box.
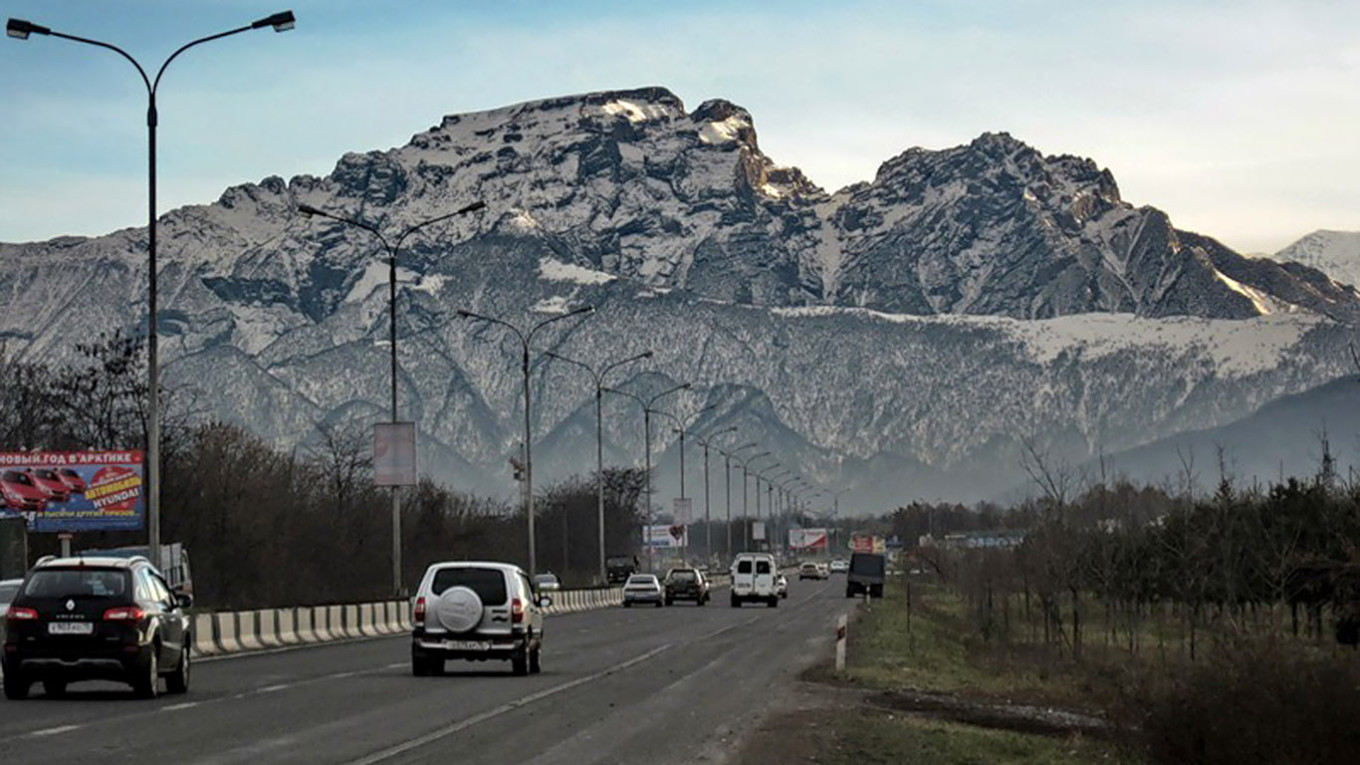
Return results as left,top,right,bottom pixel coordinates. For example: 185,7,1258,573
58,532,73,558
835,614,848,672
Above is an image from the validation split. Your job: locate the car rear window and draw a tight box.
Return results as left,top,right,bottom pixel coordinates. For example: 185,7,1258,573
737,560,752,574
431,567,508,604
756,560,771,574
669,570,696,582
22,568,129,599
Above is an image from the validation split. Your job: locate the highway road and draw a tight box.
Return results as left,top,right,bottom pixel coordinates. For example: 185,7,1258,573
0,577,851,764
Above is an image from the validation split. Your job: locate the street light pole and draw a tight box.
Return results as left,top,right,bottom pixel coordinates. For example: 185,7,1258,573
692,426,736,564
721,443,758,558
296,200,484,595
458,306,595,575
543,350,653,583
605,383,689,572
7,11,297,573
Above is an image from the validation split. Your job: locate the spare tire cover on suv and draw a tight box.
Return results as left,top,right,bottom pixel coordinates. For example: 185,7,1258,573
435,586,483,633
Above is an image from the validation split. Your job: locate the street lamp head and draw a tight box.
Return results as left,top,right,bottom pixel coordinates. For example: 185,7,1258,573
6,18,50,39
456,200,487,215
252,11,296,32
296,203,322,217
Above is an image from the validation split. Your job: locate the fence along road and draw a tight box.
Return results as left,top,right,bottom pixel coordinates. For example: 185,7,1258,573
0,578,842,764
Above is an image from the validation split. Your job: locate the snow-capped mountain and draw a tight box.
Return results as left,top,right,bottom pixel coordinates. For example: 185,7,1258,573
1,87,1355,511
1273,230,1360,289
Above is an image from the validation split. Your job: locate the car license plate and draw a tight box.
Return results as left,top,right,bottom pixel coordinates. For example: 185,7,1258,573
444,640,491,651
48,622,93,635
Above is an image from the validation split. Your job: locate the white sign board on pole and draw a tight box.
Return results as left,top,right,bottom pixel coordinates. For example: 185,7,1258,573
374,422,418,486
643,524,688,548
672,497,693,524
752,521,766,541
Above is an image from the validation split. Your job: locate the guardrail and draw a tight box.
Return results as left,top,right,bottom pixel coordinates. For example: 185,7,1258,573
186,588,631,658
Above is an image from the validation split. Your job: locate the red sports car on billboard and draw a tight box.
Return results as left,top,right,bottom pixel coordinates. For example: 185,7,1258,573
25,468,71,503
1,470,48,512
56,467,87,495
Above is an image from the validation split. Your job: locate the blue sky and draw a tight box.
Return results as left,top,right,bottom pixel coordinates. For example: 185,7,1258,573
1,0,1356,253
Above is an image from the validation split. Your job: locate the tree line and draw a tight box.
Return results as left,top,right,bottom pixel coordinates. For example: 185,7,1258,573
2,333,652,608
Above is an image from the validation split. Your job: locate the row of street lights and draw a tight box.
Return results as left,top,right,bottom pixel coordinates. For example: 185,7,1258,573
7,10,852,591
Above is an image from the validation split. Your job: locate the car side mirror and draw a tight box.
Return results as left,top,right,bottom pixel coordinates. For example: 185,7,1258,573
175,592,193,609
537,596,552,609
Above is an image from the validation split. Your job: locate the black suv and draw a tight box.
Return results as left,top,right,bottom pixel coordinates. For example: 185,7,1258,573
3,556,192,700
663,568,710,606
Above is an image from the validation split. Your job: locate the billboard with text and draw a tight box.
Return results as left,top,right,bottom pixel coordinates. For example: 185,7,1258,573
0,451,145,532
643,524,688,548
788,527,829,550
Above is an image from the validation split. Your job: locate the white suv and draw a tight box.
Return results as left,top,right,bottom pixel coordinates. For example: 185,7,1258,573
730,552,779,608
410,561,550,677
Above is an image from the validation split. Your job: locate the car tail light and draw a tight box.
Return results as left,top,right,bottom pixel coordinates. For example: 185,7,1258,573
103,606,145,621
5,606,37,621
511,598,524,624
413,597,426,625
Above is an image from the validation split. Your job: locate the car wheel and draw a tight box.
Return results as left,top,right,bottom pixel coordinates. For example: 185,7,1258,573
529,646,542,675
769,597,778,608
166,646,190,694
132,646,159,699
3,670,29,700
664,598,672,607
623,601,633,608
42,679,66,698
655,600,664,608
511,652,529,676
730,595,740,608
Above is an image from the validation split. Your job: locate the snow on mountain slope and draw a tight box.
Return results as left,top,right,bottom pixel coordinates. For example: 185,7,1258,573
1,87,1356,508
1273,230,1360,288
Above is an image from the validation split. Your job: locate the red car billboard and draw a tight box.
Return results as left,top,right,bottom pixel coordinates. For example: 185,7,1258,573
0,451,144,532
788,528,829,550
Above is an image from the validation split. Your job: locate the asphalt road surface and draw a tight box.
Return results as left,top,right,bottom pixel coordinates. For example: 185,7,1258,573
0,577,851,764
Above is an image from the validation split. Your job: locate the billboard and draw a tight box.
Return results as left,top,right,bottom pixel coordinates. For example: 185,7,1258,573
643,524,688,548
788,527,829,550
374,422,418,486
0,451,145,532
672,497,693,524
850,533,885,553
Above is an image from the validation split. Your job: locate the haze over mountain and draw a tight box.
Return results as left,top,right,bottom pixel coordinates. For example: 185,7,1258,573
1,87,1354,513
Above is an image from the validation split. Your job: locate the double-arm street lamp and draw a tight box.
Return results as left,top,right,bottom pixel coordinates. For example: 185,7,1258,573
719,442,759,559
749,456,780,550
543,350,653,583
732,450,771,551
7,11,296,572
458,307,595,575
604,383,690,571
690,426,737,563
297,200,485,595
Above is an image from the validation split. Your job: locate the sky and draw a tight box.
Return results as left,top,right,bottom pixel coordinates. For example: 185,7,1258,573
0,0,1356,254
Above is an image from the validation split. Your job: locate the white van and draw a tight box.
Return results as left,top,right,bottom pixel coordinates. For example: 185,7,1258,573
729,552,779,608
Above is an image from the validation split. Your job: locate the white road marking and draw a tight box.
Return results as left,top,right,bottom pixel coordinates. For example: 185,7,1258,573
27,725,81,738
162,702,200,712
258,684,291,694
347,643,675,765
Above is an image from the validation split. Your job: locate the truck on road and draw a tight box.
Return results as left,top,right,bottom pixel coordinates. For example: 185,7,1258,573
846,552,885,599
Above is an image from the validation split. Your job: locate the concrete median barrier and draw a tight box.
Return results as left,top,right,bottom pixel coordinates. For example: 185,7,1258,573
277,609,300,645
192,613,218,657
237,611,263,651
256,609,281,648
296,608,319,643
215,612,242,653
187,587,627,659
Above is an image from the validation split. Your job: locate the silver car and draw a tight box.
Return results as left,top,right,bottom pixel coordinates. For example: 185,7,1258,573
622,574,664,608
410,561,550,677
